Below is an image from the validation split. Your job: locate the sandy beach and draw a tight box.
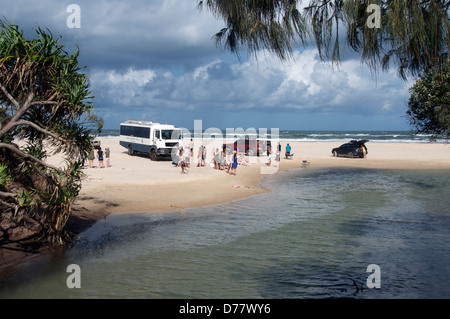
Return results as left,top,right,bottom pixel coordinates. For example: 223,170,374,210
63,138,450,217
1,138,449,275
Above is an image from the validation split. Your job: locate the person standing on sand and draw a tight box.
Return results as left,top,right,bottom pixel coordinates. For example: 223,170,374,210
202,145,207,167
88,148,95,168
230,149,238,175
221,149,227,170
173,146,181,167
97,147,104,168
225,150,232,173
213,148,220,169
197,145,203,167
105,147,111,168
180,148,188,174
266,146,272,166
275,142,281,164
185,146,191,168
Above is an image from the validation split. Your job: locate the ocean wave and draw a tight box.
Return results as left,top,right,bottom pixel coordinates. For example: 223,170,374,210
278,138,444,143
95,130,447,144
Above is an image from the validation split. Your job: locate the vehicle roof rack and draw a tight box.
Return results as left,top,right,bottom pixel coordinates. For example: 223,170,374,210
123,120,159,125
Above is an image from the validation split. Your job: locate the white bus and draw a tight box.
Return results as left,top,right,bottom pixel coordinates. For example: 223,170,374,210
119,120,182,160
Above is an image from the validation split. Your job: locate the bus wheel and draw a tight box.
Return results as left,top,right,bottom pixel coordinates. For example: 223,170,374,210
128,145,134,155
150,151,157,161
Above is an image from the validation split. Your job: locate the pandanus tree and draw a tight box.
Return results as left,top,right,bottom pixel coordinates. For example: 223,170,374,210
0,20,103,244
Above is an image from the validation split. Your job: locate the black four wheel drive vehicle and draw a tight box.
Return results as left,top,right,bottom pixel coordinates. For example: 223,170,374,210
332,140,368,158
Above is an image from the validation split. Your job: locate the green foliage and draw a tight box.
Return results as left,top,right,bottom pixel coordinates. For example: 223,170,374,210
199,0,450,79
17,189,37,207
407,59,450,139
22,142,47,161
199,0,308,61
0,19,103,244
0,162,12,188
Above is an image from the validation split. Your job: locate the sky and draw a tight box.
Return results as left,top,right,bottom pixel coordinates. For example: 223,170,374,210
2,0,415,131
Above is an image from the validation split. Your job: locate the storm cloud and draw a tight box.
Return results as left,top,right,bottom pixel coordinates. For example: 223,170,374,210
1,0,412,130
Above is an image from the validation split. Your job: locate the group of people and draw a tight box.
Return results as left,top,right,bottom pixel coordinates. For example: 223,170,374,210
266,142,292,166
172,145,193,174
211,148,245,175
86,142,292,173
197,145,207,167
88,147,111,168
175,142,294,175
173,144,245,175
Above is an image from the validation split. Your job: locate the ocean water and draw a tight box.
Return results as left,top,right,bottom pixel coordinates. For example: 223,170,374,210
1,167,450,299
97,129,447,144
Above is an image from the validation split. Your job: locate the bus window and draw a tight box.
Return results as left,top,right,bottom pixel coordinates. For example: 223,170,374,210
120,125,150,138
161,130,181,140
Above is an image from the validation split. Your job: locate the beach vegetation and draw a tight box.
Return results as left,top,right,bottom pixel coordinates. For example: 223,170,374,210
0,19,103,245
407,58,450,140
198,0,449,80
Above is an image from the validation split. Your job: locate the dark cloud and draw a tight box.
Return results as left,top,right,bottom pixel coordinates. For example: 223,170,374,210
2,0,224,70
1,1,412,130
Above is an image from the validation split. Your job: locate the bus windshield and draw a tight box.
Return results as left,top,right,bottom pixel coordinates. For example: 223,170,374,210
161,130,181,140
